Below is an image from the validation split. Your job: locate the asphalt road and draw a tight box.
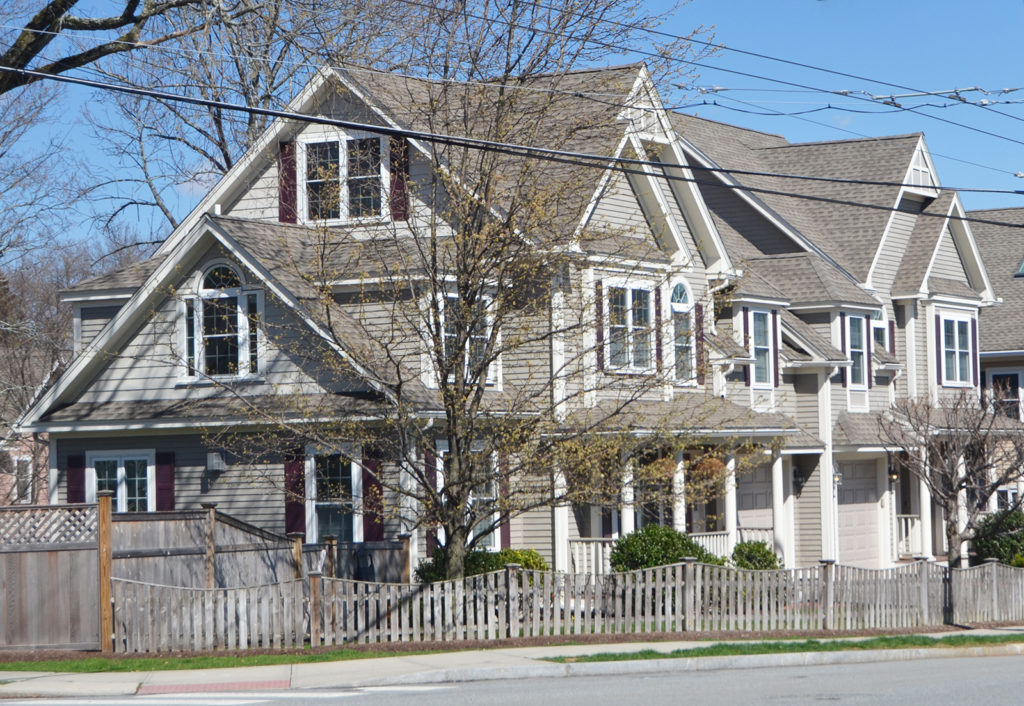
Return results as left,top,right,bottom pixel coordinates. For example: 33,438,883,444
7,654,1024,705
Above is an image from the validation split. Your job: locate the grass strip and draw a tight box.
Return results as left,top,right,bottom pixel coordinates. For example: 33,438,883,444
544,633,1024,663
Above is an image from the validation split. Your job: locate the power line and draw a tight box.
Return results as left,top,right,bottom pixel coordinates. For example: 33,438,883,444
3,65,1022,234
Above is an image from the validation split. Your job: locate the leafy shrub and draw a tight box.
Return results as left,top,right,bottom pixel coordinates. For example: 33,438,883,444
609,524,723,571
731,540,779,570
973,510,1024,564
415,547,549,583
1010,553,1024,568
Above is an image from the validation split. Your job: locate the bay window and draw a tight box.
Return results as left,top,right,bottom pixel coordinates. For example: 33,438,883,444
848,315,867,388
608,285,653,370
751,310,772,386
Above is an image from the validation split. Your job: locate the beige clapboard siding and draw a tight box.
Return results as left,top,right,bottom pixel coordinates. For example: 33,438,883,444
55,435,286,533
793,455,822,566
587,172,657,237
792,373,820,436
80,305,123,349
871,206,918,294
930,225,970,282
512,506,553,565
225,160,280,221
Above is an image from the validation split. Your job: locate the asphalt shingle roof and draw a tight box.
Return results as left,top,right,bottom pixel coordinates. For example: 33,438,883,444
971,207,1024,352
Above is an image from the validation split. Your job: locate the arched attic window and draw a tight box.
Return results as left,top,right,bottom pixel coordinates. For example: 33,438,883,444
671,282,695,382
185,264,262,378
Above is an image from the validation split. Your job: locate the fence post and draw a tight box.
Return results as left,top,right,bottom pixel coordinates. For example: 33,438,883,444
505,564,521,639
399,533,412,584
917,559,930,625
309,570,322,647
986,558,1000,622
324,535,337,578
98,491,114,654
288,532,304,579
819,559,835,631
201,502,217,589
682,557,696,633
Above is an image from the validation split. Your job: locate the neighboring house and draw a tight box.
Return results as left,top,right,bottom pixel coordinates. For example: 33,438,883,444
19,63,997,571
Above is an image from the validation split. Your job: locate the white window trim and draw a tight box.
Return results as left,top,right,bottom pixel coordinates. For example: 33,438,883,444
304,444,363,544
670,281,696,386
434,440,500,551
85,449,157,512
179,264,263,382
12,455,32,504
847,314,868,391
986,368,1023,421
296,132,391,225
940,312,974,387
749,308,774,390
604,278,656,373
438,291,500,388
871,319,889,353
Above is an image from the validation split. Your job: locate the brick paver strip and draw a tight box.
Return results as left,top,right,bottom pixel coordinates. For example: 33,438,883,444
138,680,290,694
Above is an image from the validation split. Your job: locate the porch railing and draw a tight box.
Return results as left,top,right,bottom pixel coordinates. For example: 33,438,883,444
569,538,614,575
897,514,922,557
738,527,774,547
691,530,729,557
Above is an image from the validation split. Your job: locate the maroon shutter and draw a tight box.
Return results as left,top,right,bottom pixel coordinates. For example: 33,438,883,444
839,312,847,388
742,307,750,386
278,141,297,224
155,452,175,511
362,453,384,542
424,446,439,554
771,309,780,388
67,454,85,504
971,318,979,387
595,280,605,371
389,137,410,221
654,286,663,373
865,316,873,389
499,454,511,550
935,314,943,386
284,451,305,536
695,303,706,385
889,320,896,356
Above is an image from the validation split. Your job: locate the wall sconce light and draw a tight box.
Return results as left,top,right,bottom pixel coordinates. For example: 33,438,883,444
792,465,807,493
206,450,227,473
832,467,843,487
888,468,899,483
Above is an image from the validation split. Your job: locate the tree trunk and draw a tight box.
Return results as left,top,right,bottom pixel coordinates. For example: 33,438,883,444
945,498,963,568
443,528,469,580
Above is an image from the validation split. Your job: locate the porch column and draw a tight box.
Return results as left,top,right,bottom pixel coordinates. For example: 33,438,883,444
672,452,687,534
918,474,933,558
771,450,789,566
552,467,569,573
724,455,738,554
620,462,635,536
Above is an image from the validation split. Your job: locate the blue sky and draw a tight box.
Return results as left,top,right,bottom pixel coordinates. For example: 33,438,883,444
658,0,1024,211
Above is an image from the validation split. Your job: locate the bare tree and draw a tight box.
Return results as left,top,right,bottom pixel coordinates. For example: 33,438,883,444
879,391,1024,567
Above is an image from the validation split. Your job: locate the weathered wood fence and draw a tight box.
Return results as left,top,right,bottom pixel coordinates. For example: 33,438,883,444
109,559,1024,653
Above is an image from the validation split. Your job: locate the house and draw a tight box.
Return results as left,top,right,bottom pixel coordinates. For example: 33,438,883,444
19,62,998,573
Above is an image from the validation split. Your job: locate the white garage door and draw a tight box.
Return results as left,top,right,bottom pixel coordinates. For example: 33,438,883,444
837,461,880,568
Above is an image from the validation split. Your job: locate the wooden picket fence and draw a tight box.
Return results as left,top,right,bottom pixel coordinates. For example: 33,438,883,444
110,559,1024,653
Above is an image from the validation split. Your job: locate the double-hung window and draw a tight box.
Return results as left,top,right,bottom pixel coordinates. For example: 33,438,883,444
942,316,972,385
608,286,653,370
86,451,155,512
302,135,386,222
442,293,493,383
751,310,772,386
671,283,694,382
848,316,867,388
184,265,261,379
435,441,499,550
306,452,362,543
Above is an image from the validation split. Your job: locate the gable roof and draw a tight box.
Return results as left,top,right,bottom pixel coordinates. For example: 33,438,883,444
971,207,1024,353
746,253,879,308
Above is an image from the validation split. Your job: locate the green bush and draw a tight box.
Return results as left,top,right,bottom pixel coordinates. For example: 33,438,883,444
1010,553,1024,568
973,510,1024,564
415,546,549,583
731,540,780,570
609,524,724,571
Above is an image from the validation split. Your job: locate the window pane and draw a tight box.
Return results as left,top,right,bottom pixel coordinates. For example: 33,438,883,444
124,459,148,513
958,320,969,349
944,320,955,349
958,352,970,382
608,287,627,367
945,350,956,379
753,312,768,347
315,455,352,501
674,311,693,381
851,351,864,385
316,505,353,542
873,325,887,348
755,348,770,384
202,266,241,290
631,289,651,367
185,300,196,375
670,283,688,304
247,294,259,374
347,139,381,218
203,297,238,376
306,142,340,220
95,460,118,495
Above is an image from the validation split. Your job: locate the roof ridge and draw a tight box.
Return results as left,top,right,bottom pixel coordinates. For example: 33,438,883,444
759,133,922,150
334,61,645,88
668,110,788,141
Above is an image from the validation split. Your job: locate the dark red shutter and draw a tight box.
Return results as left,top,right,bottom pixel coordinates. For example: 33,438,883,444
695,303,706,385
595,280,605,371
67,454,85,504
654,286,663,372
935,314,943,386
971,318,979,387
284,451,305,536
742,306,750,386
865,316,873,389
889,320,896,356
278,141,297,224
839,312,847,388
389,137,410,221
499,454,511,550
361,453,384,542
772,309,780,388
155,452,175,511
424,446,439,554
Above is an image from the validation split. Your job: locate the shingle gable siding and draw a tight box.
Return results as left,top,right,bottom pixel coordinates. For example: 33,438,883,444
871,206,918,295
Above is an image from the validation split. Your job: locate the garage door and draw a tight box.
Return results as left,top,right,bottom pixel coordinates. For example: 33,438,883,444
837,461,880,567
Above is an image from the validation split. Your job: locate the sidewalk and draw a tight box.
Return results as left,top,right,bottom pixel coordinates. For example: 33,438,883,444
2,627,1024,699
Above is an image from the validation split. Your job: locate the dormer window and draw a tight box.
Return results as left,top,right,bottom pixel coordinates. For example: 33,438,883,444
183,264,262,378
300,135,387,222
848,315,867,389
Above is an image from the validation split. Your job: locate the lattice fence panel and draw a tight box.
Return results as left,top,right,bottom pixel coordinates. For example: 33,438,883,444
0,504,98,545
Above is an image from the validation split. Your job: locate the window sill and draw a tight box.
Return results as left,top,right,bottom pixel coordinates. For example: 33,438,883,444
940,381,974,389
301,215,390,228
176,376,266,388
605,367,657,377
